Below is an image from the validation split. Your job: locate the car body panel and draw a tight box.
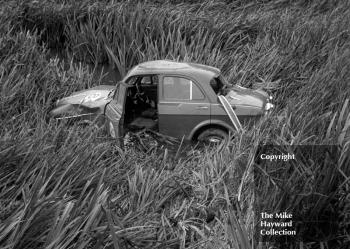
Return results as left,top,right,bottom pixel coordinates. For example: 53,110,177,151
104,83,128,139
56,85,114,107
50,85,115,119
225,85,268,110
158,74,211,139
158,109,211,139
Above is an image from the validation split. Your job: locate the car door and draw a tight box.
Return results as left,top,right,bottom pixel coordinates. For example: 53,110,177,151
158,75,210,139
105,82,128,142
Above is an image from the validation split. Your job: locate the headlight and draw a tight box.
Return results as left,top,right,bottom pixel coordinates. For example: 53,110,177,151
265,103,274,111
269,95,273,100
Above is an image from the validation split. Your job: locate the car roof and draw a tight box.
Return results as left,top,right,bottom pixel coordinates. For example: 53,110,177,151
124,60,221,80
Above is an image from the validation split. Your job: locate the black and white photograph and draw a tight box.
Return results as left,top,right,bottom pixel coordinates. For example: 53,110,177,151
0,0,349,248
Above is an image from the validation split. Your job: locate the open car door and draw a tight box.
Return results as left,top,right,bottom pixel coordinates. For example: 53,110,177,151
105,82,128,145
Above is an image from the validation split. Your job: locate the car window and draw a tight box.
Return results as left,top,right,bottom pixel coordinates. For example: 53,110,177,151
152,75,159,85
126,76,138,85
163,76,204,100
210,76,231,95
141,76,152,85
192,82,204,99
210,78,222,94
128,75,159,86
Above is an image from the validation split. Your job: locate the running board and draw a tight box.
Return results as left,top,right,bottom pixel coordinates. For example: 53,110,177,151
218,95,243,132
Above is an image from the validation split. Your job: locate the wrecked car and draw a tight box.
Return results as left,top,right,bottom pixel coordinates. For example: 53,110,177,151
50,60,274,144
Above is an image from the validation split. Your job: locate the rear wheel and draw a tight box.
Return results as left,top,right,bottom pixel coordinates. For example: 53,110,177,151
197,128,229,144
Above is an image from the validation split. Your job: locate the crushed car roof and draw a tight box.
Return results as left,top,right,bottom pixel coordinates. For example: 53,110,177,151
124,60,221,80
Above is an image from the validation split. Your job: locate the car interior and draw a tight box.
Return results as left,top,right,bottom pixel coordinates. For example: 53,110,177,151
123,75,159,131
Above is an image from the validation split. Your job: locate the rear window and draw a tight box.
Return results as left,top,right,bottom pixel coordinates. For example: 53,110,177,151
210,77,224,94
210,75,231,95
117,85,124,105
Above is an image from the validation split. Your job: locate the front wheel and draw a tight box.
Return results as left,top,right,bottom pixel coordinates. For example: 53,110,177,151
197,128,229,144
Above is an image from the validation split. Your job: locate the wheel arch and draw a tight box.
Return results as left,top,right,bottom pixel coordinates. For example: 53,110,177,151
189,119,235,141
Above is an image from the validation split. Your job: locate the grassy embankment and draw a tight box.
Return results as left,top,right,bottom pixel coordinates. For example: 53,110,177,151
0,0,349,248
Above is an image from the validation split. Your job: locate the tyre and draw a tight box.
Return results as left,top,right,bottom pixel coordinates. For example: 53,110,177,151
197,128,229,144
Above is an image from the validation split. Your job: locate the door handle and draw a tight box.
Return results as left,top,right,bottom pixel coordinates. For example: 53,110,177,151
196,106,209,110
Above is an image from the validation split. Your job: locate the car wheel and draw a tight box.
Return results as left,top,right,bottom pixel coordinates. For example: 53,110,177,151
197,128,229,144
109,121,116,138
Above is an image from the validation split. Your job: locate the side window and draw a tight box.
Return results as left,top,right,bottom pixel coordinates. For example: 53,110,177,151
163,76,204,100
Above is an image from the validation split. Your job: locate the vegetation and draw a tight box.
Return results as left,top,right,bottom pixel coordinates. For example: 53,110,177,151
0,0,349,248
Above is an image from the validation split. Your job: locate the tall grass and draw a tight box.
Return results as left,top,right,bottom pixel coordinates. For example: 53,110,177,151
0,0,349,248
